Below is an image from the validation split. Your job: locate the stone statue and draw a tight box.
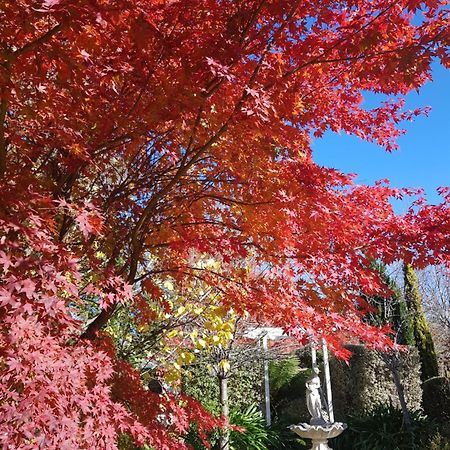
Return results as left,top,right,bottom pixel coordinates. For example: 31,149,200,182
306,367,328,425
289,350,347,450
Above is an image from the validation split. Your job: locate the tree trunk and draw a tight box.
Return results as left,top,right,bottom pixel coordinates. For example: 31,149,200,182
382,352,412,430
218,375,230,450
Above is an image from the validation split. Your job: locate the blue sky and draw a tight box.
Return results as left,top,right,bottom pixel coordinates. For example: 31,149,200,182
312,62,450,213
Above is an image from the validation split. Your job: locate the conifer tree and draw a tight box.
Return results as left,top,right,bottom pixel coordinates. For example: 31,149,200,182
403,264,439,382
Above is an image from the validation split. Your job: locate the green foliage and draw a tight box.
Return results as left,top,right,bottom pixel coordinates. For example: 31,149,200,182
183,363,222,416
229,405,278,450
427,432,450,450
332,403,433,450
269,358,311,424
403,264,439,382
268,358,301,392
184,424,220,450
185,405,276,450
183,359,262,415
330,345,422,420
365,262,413,345
422,377,450,422
118,433,155,450
267,420,307,450
118,433,137,450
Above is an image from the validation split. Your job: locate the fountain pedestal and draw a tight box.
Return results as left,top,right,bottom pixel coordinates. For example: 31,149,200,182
290,422,347,450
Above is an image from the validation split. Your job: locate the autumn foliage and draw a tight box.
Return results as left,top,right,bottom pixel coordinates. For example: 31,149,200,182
1,0,449,448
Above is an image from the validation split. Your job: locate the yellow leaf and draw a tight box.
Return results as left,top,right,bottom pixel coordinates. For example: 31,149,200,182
222,331,233,341
219,359,230,373
190,329,198,340
166,329,178,339
222,322,235,332
138,323,150,333
196,338,206,349
163,280,174,291
179,351,195,364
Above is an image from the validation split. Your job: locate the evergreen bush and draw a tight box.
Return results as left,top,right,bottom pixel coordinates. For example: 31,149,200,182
422,377,450,422
182,358,262,415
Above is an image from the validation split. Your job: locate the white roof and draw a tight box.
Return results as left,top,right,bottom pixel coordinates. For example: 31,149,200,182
244,327,285,340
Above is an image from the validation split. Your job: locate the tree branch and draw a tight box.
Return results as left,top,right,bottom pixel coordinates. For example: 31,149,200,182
11,23,62,61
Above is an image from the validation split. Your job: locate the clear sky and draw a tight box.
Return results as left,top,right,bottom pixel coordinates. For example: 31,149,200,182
312,62,450,213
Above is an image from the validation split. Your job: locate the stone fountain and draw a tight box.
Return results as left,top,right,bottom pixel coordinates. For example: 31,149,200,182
290,421,347,450
290,341,347,450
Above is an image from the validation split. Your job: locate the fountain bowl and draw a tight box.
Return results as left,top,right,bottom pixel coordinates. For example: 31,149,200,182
289,422,347,450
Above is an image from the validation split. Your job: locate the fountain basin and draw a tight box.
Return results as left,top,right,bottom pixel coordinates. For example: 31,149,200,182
290,422,347,450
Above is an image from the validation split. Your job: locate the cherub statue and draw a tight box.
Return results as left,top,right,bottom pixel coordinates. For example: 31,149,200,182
305,367,329,425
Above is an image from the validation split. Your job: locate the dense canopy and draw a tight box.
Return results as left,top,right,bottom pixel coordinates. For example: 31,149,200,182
0,0,449,448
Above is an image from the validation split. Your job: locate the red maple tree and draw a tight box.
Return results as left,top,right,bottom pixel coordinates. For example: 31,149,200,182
1,0,449,448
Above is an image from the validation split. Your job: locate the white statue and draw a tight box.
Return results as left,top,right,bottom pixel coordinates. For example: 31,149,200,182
306,367,328,425
289,347,347,450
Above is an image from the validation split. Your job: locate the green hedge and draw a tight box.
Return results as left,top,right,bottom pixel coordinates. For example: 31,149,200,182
182,359,262,415
422,377,450,422
330,345,422,420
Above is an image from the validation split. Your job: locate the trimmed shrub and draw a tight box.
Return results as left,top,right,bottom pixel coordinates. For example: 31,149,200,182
330,345,422,420
422,377,450,422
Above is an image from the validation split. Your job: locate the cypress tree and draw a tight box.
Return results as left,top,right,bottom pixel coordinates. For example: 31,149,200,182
390,281,415,346
403,263,439,382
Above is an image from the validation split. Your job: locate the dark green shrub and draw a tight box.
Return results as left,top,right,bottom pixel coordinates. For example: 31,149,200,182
118,433,155,450
332,403,433,450
403,264,439,382
270,366,311,424
330,345,422,420
423,377,450,422
267,419,307,450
